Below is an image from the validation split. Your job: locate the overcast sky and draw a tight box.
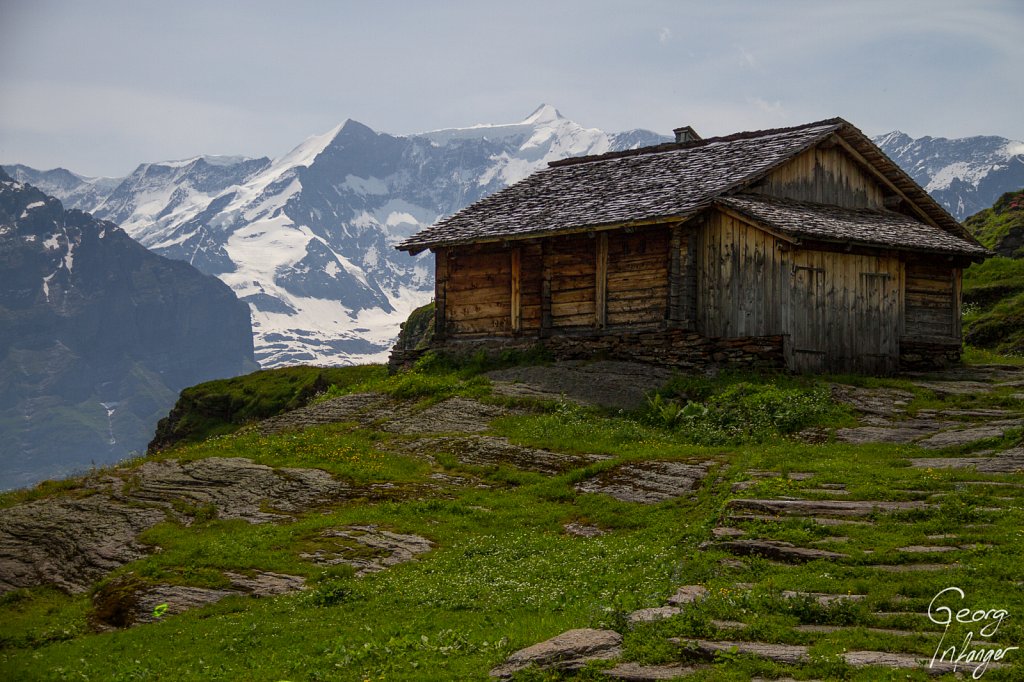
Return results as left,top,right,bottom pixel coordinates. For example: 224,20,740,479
1,0,1022,177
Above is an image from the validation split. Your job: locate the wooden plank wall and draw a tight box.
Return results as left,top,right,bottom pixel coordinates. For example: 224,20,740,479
698,212,789,338
753,146,886,209
606,228,670,327
699,210,903,373
786,249,901,374
904,261,958,340
444,242,513,336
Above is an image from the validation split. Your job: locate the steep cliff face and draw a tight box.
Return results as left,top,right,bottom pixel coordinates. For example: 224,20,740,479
0,169,257,489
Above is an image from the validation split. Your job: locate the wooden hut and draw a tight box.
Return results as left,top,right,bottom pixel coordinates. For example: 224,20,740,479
396,118,988,374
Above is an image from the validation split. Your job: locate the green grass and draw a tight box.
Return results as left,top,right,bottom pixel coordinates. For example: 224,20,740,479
962,256,1024,357
3,364,1024,680
963,189,1024,255
150,365,387,450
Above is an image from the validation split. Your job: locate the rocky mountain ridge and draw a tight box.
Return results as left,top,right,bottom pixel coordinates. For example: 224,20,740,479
0,168,257,489
872,130,1024,220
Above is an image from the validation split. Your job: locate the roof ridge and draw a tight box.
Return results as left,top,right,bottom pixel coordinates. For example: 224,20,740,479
548,117,849,168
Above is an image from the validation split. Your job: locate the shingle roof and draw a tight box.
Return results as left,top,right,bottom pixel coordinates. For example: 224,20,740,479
717,195,988,257
397,117,984,258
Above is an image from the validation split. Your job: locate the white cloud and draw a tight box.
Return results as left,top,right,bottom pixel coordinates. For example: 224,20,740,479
750,97,786,117
658,27,672,44
736,45,758,69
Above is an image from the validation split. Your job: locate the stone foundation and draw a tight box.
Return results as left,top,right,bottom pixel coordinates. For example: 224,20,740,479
388,329,786,372
899,339,963,370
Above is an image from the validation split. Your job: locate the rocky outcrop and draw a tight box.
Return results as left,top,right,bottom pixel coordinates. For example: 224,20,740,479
0,169,256,489
0,493,165,594
490,629,623,679
0,457,352,595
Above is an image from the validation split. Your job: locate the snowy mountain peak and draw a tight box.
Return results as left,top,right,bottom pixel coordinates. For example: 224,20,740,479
152,154,256,169
521,103,564,125
275,122,346,171
874,130,1024,220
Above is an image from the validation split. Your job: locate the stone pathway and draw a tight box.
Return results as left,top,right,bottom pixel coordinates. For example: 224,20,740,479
825,366,1023,457
489,367,1023,680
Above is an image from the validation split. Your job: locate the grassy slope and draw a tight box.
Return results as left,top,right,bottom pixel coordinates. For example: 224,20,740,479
1,362,1023,681
963,189,1024,256
962,189,1024,357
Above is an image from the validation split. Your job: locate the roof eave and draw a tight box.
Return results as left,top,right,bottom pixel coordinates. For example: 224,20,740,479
396,212,702,254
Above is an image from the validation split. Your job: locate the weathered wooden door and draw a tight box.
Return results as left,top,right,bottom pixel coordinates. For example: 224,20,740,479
852,271,899,374
788,263,827,373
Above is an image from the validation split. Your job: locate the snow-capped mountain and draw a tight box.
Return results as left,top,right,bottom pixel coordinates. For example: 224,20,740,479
6,106,668,367
873,131,1024,220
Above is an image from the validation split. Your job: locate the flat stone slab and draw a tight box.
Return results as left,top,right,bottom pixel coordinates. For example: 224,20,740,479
676,639,809,664
0,457,358,595
712,526,747,538
705,539,848,563
564,522,606,538
486,360,674,411
781,590,865,606
910,380,1000,396
490,628,623,679
667,585,708,605
402,435,606,474
675,639,986,673
604,662,705,680
794,624,921,637
897,545,959,554
726,498,931,518
120,457,352,523
627,606,681,624
259,392,393,433
829,385,915,416
128,571,306,627
576,460,712,504
91,570,307,629
383,397,520,434
911,447,1024,473
0,494,166,595
834,423,947,445
727,513,869,527
917,424,1018,450
300,525,433,576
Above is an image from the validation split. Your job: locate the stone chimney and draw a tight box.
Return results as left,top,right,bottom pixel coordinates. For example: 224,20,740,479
673,126,701,144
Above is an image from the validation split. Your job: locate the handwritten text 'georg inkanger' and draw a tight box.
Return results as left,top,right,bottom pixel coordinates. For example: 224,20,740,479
928,586,1018,679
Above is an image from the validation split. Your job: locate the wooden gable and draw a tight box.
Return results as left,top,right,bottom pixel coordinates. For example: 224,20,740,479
751,144,886,209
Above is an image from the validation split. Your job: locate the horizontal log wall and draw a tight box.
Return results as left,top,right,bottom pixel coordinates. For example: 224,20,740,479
445,243,513,336
752,146,886,209
903,261,958,341
606,228,670,327
548,234,597,329
519,241,543,332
